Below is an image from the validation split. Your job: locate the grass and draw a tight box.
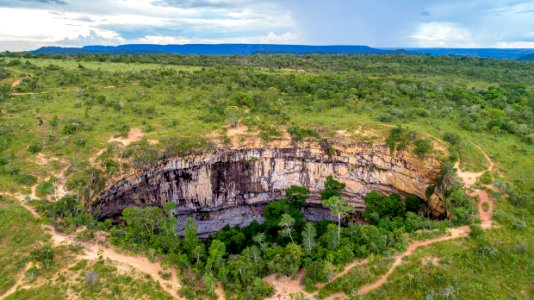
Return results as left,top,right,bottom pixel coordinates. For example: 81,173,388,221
0,196,48,295
318,256,395,298
0,55,532,298
5,284,65,300
363,197,533,299
5,258,174,300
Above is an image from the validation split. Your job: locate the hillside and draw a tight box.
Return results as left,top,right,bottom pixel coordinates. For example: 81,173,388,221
0,53,532,299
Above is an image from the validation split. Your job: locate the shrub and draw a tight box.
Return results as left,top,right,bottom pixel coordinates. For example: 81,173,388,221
413,139,432,158
511,219,527,231
30,243,54,269
27,143,43,153
85,271,99,289
443,132,460,145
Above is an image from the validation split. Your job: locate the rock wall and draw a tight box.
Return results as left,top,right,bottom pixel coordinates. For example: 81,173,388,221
91,142,445,236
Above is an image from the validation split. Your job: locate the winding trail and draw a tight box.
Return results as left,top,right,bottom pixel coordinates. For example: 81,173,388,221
309,144,493,300
325,144,495,299
0,167,183,299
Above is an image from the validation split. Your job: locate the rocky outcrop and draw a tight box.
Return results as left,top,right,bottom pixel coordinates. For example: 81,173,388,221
91,141,445,236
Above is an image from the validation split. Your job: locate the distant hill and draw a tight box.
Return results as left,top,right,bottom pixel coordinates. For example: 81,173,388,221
517,52,534,61
30,44,534,60
32,44,388,55
405,48,534,60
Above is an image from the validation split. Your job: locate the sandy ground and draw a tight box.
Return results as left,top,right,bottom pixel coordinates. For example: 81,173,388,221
264,270,312,300
108,128,145,146
11,79,22,88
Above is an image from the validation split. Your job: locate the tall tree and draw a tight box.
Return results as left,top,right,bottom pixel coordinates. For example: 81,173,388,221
206,239,226,273
301,222,317,254
183,218,200,262
322,196,354,242
278,213,296,243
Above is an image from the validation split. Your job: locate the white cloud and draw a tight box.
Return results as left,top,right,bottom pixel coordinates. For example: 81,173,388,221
495,41,534,48
136,35,191,44
259,32,298,44
409,22,476,47
0,8,124,50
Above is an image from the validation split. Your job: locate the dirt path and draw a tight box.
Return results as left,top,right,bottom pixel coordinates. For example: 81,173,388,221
354,144,494,297
322,143,496,299
1,262,31,298
265,143,495,300
11,79,22,88
454,142,494,187
2,168,184,299
317,258,369,289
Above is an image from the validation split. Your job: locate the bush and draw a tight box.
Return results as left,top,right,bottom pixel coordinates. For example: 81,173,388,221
27,143,43,153
443,132,460,145
30,243,54,269
413,139,432,158
469,224,486,240
288,125,319,141
511,219,527,231
509,193,531,208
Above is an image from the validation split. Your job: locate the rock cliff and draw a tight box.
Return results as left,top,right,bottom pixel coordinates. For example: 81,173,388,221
91,141,446,236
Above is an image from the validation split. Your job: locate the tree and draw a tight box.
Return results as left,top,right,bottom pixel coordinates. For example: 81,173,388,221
226,105,242,128
206,239,226,273
183,218,200,262
301,222,317,254
121,206,162,244
322,196,354,242
285,185,309,209
278,213,295,243
321,176,345,200
202,272,216,296
253,233,267,251
364,191,405,224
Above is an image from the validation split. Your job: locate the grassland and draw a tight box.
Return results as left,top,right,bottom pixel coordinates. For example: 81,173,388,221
0,53,532,299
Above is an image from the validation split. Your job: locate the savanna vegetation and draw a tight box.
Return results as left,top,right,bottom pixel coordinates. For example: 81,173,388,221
0,52,532,299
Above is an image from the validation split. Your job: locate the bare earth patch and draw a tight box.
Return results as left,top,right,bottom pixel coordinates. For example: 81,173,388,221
11,78,22,88
108,128,145,146
264,270,312,300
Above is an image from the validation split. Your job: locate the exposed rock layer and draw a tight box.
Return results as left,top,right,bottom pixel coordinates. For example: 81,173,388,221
91,142,445,236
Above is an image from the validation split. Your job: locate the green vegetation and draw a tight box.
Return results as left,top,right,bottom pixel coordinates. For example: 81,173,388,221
0,196,48,295
0,53,532,298
365,196,533,299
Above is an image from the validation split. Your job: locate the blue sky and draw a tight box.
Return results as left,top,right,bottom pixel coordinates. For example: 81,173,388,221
0,0,533,50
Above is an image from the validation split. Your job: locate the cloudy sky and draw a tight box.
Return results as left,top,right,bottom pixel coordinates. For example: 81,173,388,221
0,0,533,51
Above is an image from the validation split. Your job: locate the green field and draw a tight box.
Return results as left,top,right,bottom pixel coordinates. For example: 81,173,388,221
0,53,532,299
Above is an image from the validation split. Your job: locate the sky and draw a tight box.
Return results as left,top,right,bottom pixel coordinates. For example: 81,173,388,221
0,0,533,51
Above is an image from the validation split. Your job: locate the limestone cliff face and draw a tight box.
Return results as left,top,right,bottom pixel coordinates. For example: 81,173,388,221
91,142,445,235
